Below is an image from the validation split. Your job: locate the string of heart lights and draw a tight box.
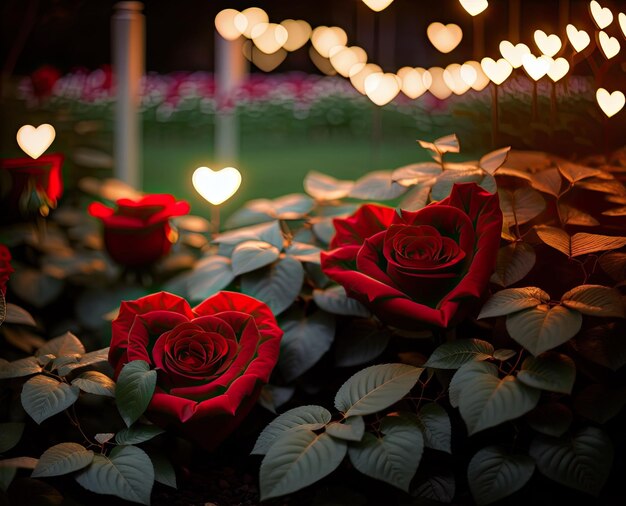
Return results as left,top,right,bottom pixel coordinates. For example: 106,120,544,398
215,0,625,117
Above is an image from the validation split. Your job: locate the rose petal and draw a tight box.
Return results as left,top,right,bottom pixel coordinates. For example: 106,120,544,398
330,204,396,248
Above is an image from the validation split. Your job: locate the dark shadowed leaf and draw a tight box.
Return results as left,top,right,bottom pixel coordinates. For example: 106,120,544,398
187,256,234,302
334,321,390,368
115,425,165,445
561,285,625,317
326,416,365,442
517,353,575,394
468,446,535,505
529,427,613,496
415,403,451,453
313,285,370,318
573,384,626,424
498,188,545,226
424,339,494,369
4,303,37,326
572,323,626,371
0,423,24,453
449,361,498,408
599,252,626,281
413,472,455,503
116,360,157,427
21,375,79,424
490,242,536,287
33,443,94,477
526,402,573,437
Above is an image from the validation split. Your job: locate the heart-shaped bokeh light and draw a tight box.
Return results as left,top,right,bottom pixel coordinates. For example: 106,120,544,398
16,124,56,159
397,67,431,99
459,0,488,16
546,57,570,82
215,9,242,41
329,46,367,77
534,30,562,57
597,31,620,59
361,0,394,12
589,1,613,29
522,53,551,81
280,19,312,52
364,72,401,106
192,167,242,206
499,41,531,68
234,7,268,38
480,57,513,85
311,26,348,58
251,23,288,54
596,88,625,117
427,23,463,53
566,24,591,52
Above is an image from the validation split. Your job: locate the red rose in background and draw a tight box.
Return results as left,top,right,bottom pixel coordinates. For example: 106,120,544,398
0,154,64,222
321,183,502,329
88,194,190,267
108,291,283,450
30,65,61,99
0,245,13,296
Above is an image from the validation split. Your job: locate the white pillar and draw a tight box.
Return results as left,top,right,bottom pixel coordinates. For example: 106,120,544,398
112,1,144,189
214,33,247,165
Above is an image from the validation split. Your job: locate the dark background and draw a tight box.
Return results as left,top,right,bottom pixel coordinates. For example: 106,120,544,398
2,0,621,76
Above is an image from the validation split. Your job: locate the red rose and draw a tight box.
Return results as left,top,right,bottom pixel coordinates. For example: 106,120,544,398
88,194,190,267
0,244,13,295
30,65,61,99
0,154,64,222
108,291,283,450
321,183,502,329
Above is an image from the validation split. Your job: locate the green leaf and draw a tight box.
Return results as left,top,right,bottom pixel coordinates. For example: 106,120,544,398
278,309,335,382
478,287,549,319
214,221,284,251
116,360,157,427
304,171,354,201
506,305,582,356
526,403,573,437
95,433,115,444
326,416,365,442
334,364,423,417
32,443,94,477
413,473,455,503
416,403,451,453
57,347,109,376
529,427,613,496
459,372,540,435
349,171,408,200
334,321,390,368
9,268,64,308
0,356,42,379
21,375,80,424
0,467,16,492
431,169,496,201
115,425,165,445
260,429,347,500
480,146,511,174
187,256,234,302
573,384,626,424
71,371,116,397
424,339,494,369
258,384,295,414
490,242,536,287
573,323,626,371
231,240,281,276
148,451,177,489
0,423,25,453
493,349,517,361
270,194,315,219
313,285,370,318
36,331,85,358
535,226,626,257
0,457,38,469
3,303,37,326
517,353,576,394
75,445,154,505
498,187,545,226
252,405,332,455
348,416,424,492
449,361,498,408
468,446,535,505
242,256,304,315
285,242,322,264
561,285,625,318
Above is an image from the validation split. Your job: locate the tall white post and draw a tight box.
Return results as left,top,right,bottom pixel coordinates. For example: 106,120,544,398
112,1,144,189
214,32,247,165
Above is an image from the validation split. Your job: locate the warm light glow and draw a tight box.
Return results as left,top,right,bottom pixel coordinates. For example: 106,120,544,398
521,53,551,81
281,19,312,52
215,9,242,41
480,58,513,85
16,124,56,159
251,23,289,54
619,13,626,38
566,24,591,52
364,72,401,106
462,60,490,90
589,1,613,29
397,67,431,99
192,167,242,206
329,46,368,77
234,7,269,38
546,57,570,82
427,22,463,53
443,63,471,95
349,63,382,94
598,31,620,59
309,47,337,75
458,0,488,17
596,88,625,117
533,30,562,57
427,67,453,100
499,41,530,68
361,0,394,12
243,42,287,72
311,26,348,58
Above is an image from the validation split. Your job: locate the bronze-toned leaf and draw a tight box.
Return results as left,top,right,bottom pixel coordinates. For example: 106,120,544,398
535,226,626,257
558,205,599,226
